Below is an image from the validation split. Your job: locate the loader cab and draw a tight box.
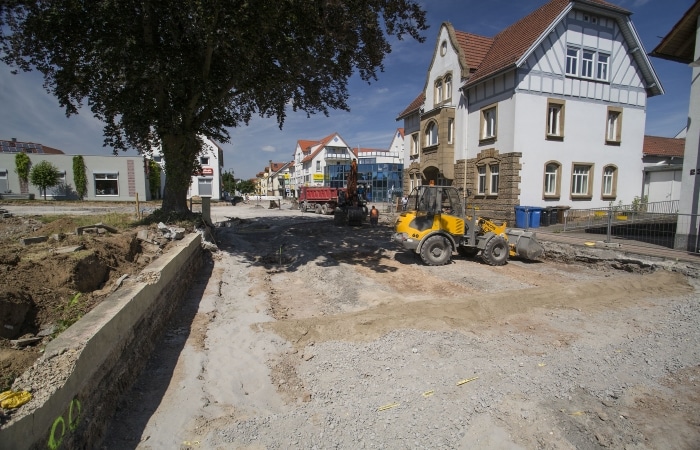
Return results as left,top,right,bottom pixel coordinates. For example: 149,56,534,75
410,185,463,218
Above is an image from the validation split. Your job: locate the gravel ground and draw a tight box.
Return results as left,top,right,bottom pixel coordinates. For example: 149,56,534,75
99,203,700,450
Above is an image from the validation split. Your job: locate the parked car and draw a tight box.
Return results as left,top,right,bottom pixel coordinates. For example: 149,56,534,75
230,195,244,205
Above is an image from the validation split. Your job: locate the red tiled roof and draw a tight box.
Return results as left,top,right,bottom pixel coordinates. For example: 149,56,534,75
454,31,493,73
466,0,630,87
297,139,319,155
396,93,425,120
301,133,342,163
643,135,685,157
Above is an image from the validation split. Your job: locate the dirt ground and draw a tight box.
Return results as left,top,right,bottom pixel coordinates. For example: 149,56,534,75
0,207,176,393
98,204,700,450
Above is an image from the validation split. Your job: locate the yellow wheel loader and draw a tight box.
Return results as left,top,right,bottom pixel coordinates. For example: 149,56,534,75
392,185,544,266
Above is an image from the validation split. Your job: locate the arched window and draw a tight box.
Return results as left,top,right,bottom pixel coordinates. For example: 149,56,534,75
602,165,618,198
435,80,443,106
444,74,452,101
425,122,438,147
543,161,561,198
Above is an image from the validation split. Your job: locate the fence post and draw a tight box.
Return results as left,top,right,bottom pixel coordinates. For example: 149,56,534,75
606,207,613,243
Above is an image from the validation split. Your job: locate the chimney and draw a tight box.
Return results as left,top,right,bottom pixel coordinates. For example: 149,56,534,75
12,138,17,142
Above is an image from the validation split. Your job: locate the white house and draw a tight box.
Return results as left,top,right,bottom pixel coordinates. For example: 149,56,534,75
397,0,663,218
263,160,293,197
151,135,225,200
291,133,356,195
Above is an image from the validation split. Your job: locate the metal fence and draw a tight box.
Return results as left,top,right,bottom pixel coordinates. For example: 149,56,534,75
560,200,700,253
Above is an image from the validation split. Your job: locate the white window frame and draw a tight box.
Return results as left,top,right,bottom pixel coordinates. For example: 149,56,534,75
447,118,454,144
602,165,617,198
200,156,210,165
489,164,499,194
444,74,452,101
435,79,443,106
477,166,486,195
606,107,622,144
596,53,609,81
425,122,438,147
566,46,610,82
566,47,579,76
581,50,594,78
480,105,497,141
571,164,593,198
94,172,119,196
316,160,321,172
544,162,561,197
546,99,565,139
410,133,419,156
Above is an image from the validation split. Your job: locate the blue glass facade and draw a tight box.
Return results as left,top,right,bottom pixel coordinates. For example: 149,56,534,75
326,163,403,203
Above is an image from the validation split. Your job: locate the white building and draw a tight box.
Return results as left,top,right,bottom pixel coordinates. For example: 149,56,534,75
0,139,151,201
398,0,663,217
291,132,356,195
151,136,224,200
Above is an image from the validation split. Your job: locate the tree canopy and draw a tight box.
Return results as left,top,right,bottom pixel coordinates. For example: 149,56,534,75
29,160,60,200
1,0,427,214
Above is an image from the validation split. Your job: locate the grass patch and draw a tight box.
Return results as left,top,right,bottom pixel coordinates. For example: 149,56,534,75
52,293,86,337
37,213,137,230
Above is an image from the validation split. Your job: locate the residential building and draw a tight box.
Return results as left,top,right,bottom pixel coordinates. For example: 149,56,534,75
287,129,405,202
0,139,151,201
263,160,293,197
291,132,356,195
642,135,685,203
650,0,700,250
151,136,225,200
397,0,663,219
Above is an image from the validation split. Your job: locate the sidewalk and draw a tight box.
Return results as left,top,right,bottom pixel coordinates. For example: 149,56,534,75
533,227,700,264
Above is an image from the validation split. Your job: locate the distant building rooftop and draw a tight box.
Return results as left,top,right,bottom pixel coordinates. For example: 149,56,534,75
0,139,65,154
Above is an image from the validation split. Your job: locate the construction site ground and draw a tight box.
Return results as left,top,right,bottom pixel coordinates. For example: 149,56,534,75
2,201,700,449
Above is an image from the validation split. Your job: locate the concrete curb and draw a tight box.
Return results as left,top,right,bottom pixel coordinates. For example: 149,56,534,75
0,233,204,450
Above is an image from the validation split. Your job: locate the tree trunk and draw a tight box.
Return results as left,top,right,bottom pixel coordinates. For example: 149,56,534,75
160,133,199,214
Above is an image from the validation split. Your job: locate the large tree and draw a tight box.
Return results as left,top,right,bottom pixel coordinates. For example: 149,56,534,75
1,1,427,214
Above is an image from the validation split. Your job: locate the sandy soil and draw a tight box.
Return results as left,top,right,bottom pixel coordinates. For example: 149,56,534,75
0,205,174,395
99,203,700,450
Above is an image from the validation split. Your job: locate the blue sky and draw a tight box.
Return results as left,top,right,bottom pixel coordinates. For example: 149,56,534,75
0,0,694,179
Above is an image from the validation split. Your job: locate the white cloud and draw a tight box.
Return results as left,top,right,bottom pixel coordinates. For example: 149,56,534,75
261,145,276,152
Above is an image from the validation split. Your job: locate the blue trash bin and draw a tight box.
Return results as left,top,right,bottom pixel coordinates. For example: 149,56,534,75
528,207,543,228
514,206,527,228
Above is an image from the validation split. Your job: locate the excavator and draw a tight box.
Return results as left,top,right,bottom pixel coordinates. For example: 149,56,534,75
333,158,367,226
392,185,544,266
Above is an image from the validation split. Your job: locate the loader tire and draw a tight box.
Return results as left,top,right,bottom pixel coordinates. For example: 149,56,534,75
481,235,508,266
420,235,452,266
321,204,329,215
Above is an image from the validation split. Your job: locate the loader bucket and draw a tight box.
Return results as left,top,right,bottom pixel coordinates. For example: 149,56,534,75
506,228,545,260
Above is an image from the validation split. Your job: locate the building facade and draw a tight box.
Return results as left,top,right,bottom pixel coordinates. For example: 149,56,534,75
0,139,151,201
397,0,663,219
287,130,405,203
151,136,224,200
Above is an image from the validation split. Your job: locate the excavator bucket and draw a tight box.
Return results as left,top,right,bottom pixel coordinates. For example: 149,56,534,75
505,228,545,261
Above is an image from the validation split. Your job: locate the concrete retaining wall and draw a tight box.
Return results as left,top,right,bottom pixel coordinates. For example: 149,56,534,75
0,233,204,450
